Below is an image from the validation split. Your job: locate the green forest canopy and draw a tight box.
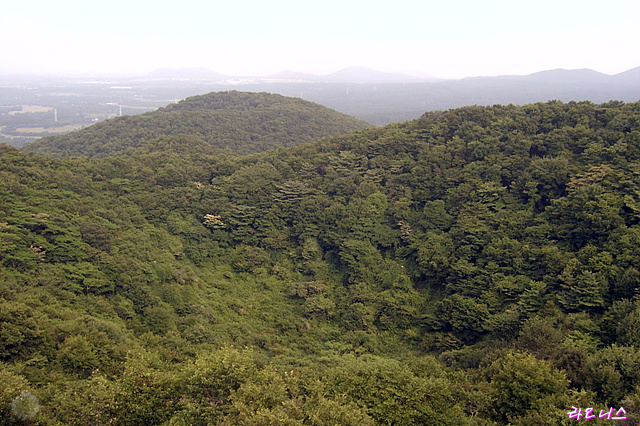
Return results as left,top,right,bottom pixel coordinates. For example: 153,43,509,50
2,98,640,425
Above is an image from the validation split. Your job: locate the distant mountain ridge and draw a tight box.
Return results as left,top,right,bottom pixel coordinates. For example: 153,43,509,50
523,68,611,82
291,66,640,124
458,67,639,84
611,66,640,83
140,65,639,84
143,66,438,83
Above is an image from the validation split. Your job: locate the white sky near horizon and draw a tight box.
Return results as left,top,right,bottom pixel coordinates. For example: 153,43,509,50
1,0,639,79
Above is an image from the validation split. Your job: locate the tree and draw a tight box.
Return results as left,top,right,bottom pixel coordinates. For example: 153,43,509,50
488,351,568,423
557,259,605,311
0,368,31,426
321,355,465,426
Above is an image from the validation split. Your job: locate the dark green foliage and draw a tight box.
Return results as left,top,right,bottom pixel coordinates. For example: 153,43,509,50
0,300,42,360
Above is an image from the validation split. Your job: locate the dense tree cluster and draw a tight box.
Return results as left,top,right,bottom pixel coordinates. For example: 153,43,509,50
2,97,640,424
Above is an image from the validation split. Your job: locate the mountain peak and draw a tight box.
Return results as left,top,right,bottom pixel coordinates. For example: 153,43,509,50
613,65,640,83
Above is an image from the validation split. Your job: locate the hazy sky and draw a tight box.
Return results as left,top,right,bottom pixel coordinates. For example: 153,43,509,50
2,0,639,79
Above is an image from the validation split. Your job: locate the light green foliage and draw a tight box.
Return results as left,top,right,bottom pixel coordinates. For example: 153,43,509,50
321,355,465,425
42,375,118,426
0,300,42,360
57,334,100,377
488,352,568,423
114,354,181,426
228,367,374,426
0,368,31,425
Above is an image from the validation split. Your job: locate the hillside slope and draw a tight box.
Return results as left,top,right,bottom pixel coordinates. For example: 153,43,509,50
3,100,640,425
21,91,371,157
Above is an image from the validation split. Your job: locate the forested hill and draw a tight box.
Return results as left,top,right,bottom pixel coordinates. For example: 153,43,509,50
21,91,371,157
3,100,640,425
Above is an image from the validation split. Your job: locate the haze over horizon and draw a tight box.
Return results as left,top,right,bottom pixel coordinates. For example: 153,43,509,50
2,0,639,80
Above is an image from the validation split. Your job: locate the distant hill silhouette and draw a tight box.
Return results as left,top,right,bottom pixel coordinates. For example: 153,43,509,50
519,68,612,84
613,65,640,84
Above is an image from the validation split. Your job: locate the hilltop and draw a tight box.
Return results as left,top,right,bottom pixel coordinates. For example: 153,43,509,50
22,91,370,157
